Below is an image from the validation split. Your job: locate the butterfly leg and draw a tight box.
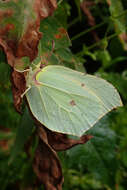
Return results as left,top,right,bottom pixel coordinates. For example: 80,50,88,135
21,85,31,98
14,68,30,73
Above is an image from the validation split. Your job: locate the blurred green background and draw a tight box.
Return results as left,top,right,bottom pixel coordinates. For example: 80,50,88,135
0,0,127,189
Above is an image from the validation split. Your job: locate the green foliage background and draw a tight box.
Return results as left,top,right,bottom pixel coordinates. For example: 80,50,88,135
0,0,127,189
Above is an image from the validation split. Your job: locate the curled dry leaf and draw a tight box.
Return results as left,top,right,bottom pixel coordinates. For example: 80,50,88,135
33,127,64,190
32,122,92,190
11,70,26,112
0,0,57,111
46,129,93,151
0,0,57,65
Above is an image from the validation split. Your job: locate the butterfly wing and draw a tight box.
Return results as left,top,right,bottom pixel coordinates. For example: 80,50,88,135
26,65,122,136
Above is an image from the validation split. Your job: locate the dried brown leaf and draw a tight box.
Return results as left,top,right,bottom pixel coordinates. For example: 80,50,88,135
46,129,93,151
11,70,26,112
33,127,64,190
0,0,57,111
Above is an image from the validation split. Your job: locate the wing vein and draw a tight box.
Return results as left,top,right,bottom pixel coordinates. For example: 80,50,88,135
37,87,50,119
38,82,110,111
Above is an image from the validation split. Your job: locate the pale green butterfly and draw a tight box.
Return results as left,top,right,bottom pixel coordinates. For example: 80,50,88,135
24,63,122,137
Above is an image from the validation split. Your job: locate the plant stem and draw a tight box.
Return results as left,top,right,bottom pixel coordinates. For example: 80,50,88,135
67,17,80,29
77,26,127,57
71,20,108,41
87,30,126,51
71,9,127,41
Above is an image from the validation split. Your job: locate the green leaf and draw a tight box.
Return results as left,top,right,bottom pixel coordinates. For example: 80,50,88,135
36,15,84,72
9,107,35,163
108,0,126,33
107,0,127,49
0,132,13,140
66,116,118,186
26,65,122,137
0,0,36,41
38,16,76,68
97,72,127,102
40,17,71,51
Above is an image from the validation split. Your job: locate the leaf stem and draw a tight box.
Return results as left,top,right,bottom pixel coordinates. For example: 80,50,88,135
71,9,127,41
77,26,127,57
67,17,80,29
71,20,108,41
87,29,127,51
